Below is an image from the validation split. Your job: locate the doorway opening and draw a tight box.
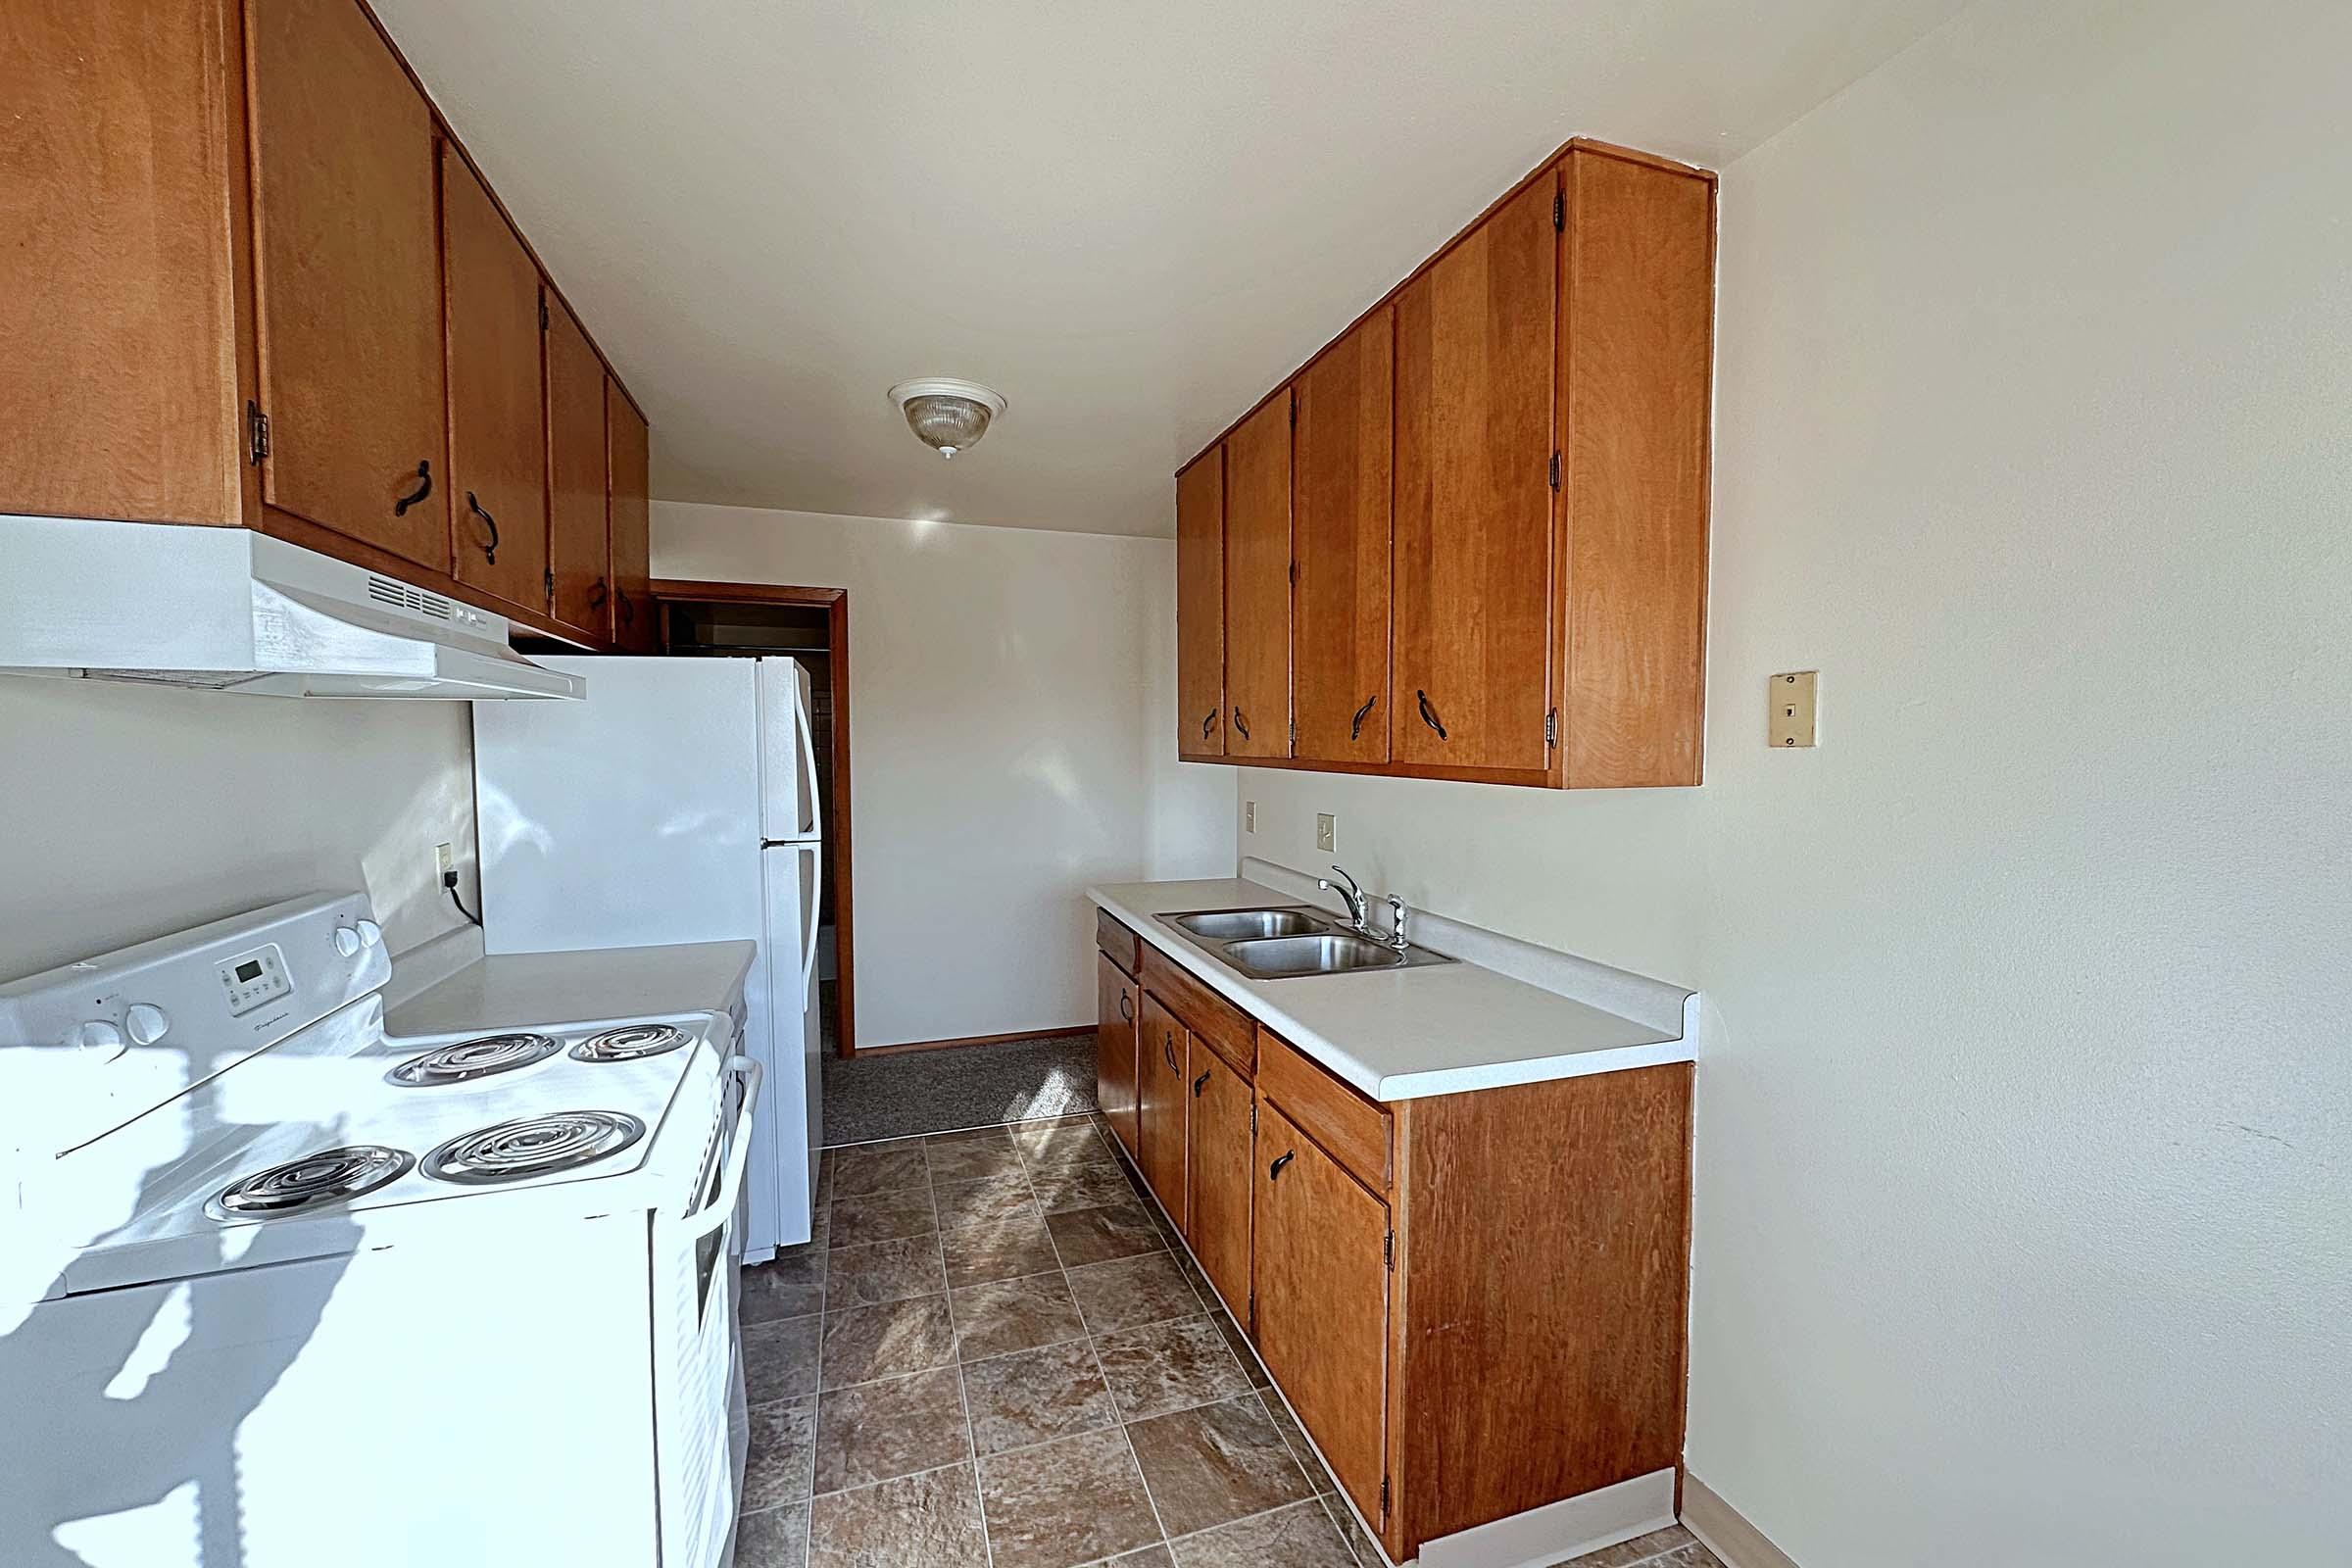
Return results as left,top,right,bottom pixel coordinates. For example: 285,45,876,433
654,581,857,1057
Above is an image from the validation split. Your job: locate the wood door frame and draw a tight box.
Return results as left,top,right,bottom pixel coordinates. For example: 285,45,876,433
651,577,858,1056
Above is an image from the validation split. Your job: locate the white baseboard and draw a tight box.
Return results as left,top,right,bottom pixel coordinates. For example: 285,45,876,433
1415,1468,1678,1568
1681,1474,1802,1568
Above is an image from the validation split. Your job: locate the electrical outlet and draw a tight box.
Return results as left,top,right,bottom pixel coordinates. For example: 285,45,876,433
435,842,456,878
1315,813,1337,853
1244,801,1255,833
1769,671,1819,748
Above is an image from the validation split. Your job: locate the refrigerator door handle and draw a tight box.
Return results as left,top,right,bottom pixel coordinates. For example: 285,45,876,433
801,840,822,989
795,683,822,840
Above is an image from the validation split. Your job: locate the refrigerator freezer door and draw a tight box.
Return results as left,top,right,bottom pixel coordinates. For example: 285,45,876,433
758,841,822,1253
758,658,821,843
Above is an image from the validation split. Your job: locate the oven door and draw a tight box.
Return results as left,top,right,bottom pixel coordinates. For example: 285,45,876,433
652,1053,761,1568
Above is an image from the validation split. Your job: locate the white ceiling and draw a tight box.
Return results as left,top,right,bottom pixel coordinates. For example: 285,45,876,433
371,1,1966,538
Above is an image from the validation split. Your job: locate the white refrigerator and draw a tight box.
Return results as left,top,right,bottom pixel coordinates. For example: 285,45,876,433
471,655,823,1258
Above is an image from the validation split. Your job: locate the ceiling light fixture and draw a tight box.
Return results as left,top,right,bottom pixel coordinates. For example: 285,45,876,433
887,378,1006,460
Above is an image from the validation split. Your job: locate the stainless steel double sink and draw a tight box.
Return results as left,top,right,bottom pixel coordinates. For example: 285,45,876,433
1154,906,1454,980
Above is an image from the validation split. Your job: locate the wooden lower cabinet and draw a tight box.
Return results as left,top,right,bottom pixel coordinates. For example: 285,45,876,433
1252,1101,1392,1532
1094,923,1694,1563
1183,1039,1254,1323
1095,954,1141,1158
1135,996,1189,1225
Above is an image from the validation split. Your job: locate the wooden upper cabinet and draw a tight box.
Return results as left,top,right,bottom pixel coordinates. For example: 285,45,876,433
1253,1101,1391,1532
606,380,654,651
1292,308,1394,764
1393,173,1557,776
1222,396,1293,759
247,0,449,569
1,0,242,525
544,291,611,636
1185,1039,1254,1323
441,147,547,612
1174,450,1226,758
1137,996,1189,1225
1556,148,1714,788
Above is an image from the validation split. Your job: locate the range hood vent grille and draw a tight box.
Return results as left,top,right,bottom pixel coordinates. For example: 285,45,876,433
367,575,455,620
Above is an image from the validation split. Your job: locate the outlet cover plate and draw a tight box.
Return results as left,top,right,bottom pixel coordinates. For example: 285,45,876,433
1769,671,1819,748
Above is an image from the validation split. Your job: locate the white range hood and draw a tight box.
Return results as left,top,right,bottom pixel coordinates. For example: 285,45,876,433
0,516,584,701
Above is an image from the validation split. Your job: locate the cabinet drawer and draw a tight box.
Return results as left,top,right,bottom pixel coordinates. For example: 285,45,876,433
1140,945,1253,1076
1256,1029,1390,1193
1095,908,1141,975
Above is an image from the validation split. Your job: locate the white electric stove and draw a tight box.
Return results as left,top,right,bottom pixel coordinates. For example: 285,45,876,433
0,894,759,1568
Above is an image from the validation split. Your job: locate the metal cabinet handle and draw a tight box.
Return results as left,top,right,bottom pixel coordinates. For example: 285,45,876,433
1416,689,1447,740
466,491,500,564
619,592,635,625
1268,1150,1296,1182
1232,709,1250,741
1192,1069,1211,1097
588,578,609,609
1349,694,1378,741
392,461,433,516
1200,708,1217,741
1162,1031,1179,1073
1118,990,1133,1022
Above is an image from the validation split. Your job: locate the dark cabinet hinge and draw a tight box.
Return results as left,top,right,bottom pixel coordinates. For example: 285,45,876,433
1289,717,1298,752
246,402,270,466
1553,189,1565,231
1380,1475,1392,1523
543,567,557,604
538,295,550,331
1545,709,1558,749
1250,1102,1257,1134
1548,451,1560,491
1289,397,1297,427
1384,1230,1395,1270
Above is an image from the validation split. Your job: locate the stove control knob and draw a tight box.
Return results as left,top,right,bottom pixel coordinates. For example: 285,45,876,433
69,1020,125,1057
356,919,384,949
333,924,364,957
124,1004,171,1047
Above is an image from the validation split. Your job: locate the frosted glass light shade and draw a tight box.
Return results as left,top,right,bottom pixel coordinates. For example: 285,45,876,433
887,378,1007,460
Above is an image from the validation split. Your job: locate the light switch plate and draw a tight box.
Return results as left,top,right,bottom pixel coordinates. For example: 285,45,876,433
1244,801,1255,833
1315,813,1338,853
1769,671,1819,748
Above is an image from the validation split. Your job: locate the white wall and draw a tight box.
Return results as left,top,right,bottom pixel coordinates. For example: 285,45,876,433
1237,2,2352,1561
0,677,477,978
654,501,1230,1048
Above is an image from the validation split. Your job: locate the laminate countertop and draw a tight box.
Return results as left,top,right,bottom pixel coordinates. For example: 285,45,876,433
1087,878,1692,1102
383,940,758,1038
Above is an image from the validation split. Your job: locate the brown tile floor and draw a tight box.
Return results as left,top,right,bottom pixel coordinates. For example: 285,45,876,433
733,1111,1726,1568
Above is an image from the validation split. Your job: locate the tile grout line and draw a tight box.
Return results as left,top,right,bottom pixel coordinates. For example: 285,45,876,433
1020,1118,1182,1563
925,1135,999,1568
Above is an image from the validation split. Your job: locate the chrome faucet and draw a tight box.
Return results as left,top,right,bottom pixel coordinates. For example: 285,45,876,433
1385,894,1410,954
1319,864,1372,937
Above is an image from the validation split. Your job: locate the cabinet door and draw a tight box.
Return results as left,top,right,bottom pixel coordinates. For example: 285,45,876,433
1392,173,1556,774
247,0,447,567
3,0,242,525
545,291,611,637
1222,397,1292,759
1185,1041,1253,1322
1293,307,1393,764
1096,955,1141,1159
1175,451,1225,757
1136,996,1189,1227
441,148,547,612
607,380,655,651
1254,1102,1390,1530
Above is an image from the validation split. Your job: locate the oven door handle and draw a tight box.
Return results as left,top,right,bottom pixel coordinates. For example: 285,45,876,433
683,1054,762,1240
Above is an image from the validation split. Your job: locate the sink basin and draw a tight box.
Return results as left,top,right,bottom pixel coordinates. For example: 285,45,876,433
1171,907,1327,941
1221,932,1409,979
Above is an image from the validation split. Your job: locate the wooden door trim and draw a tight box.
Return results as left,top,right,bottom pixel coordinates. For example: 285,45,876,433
651,578,858,1057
